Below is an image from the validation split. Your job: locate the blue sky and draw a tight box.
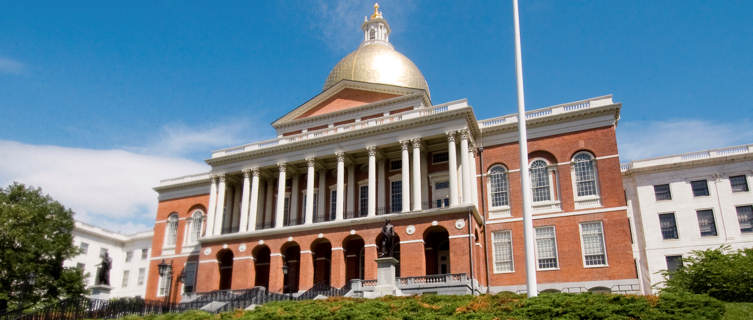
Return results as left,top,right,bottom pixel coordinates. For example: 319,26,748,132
1,1,752,233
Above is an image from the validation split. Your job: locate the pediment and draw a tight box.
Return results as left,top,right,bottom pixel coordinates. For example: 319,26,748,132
272,80,429,128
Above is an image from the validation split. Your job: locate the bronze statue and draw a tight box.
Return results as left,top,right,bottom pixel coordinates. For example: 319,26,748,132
95,251,112,286
379,219,396,258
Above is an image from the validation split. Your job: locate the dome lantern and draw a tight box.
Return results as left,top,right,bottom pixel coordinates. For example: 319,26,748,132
361,3,391,46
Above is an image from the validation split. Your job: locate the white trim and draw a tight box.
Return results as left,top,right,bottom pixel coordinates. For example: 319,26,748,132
578,220,609,268
534,225,560,271
570,151,602,209
233,256,255,261
300,250,312,254
270,253,283,257
399,239,424,244
364,244,377,248
149,252,196,261
485,206,628,225
448,234,472,239
332,247,344,251
491,229,514,273
199,259,217,264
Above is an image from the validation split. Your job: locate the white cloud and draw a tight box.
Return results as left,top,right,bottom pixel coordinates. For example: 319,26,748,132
617,119,753,162
0,140,208,233
309,0,417,52
0,57,25,75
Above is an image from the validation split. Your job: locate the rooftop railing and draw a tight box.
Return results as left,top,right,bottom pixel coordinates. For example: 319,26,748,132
621,143,753,172
478,95,613,128
211,99,469,158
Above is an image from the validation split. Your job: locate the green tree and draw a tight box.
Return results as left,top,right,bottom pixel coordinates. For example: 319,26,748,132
0,182,86,313
661,246,753,302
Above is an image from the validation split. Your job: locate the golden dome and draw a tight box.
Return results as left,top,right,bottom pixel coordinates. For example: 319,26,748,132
323,5,430,96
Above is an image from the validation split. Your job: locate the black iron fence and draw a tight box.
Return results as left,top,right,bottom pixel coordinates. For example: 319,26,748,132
0,283,352,320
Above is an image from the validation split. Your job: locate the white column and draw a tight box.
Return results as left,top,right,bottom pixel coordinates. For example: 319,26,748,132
305,158,315,224
469,149,479,207
318,169,327,221
275,163,287,228
400,140,411,213
214,174,227,235
248,169,260,231
347,164,355,218
367,146,377,217
239,169,251,233
290,173,300,225
377,159,385,214
460,129,472,204
206,176,218,236
447,132,459,207
335,152,345,221
411,138,422,211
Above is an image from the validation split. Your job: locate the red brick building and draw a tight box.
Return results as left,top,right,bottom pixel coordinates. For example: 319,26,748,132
145,6,638,302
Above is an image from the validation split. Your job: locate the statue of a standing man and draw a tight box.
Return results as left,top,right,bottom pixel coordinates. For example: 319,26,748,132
379,219,396,258
95,251,112,286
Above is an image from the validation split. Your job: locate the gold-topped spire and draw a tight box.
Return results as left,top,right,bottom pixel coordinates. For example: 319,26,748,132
371,2,382,19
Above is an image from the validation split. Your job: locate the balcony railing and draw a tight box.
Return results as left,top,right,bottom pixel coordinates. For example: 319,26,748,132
621,143,753,172
478,95,613,128
211,99,470,158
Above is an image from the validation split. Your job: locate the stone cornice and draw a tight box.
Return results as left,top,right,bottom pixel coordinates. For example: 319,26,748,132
621,144,753,176
479,102,620,137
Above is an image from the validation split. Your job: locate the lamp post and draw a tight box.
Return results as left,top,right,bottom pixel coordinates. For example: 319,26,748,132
282,263,290,299
157,259,173,309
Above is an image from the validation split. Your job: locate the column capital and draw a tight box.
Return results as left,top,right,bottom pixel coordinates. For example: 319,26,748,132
217,173,226,182
335,151,346,162
305,157,316,167
242,168,252,177
252,167,261,176
210,174,219,182
446,131,456,142
410,137,422,149
277,162,287,172
366,145,377,157
458,128,470,140
400,140,411,151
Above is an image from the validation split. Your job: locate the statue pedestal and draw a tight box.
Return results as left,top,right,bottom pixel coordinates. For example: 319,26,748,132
89,284,112,299
373,257,401,297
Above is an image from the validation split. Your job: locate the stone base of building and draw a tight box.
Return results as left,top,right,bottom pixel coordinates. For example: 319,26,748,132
488,278,641,295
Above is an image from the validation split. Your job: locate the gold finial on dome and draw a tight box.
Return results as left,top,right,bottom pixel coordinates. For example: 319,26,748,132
371,3,382,19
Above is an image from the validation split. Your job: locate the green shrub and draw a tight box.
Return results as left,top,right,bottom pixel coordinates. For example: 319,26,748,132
661,246,753,302
656,291,726,320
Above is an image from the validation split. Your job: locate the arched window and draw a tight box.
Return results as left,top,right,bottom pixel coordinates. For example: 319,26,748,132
188,210,204,244
489,165,509,207
369,29,376,40
572,152,598,197
530,160,551,202
165,214,179,247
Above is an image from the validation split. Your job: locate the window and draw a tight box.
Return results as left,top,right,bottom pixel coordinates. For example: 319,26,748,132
80,242,89,254
369,29,375,40
157,273,170,297
435,181,449,189
535,226,558,269
137,268,145,286
390,180,402,213
141,248,149,260
330,190,337,220
572,152,598,197
100,248,108,257
359,185,368,217
659,213,679,240
125,251,133,262
736,206,753,233
489,165,509,207
302,192,318,219
122,270,130,288
283,196,291,224
188,210,204,244
730,175,749,192
691,180,709,197
530,160,551,202
76,263,85,270
390,160,401,171
666,255,683,272
431,152,448,164
696,210,718,237
182,263,197,294
165,214,179,247
580,221,607,266
492,230,513,273
654,184,671,201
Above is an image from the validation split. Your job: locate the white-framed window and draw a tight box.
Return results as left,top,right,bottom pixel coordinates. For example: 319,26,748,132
429,173,450,209
137,268,145,286
141,248,149,260
301,190,318,220
690,179,710,197
165,213,179,247
696,209,718,237
184,210,204,245
390,180,402,213
491,230,514,273
122,270,130,288
572,152,599,197
358,184,368,217
579,221,607,267
182,262,198,294
530,159,552,202
157,272,170,297
730,175,749,192
535,226,559,270
736,206,753,233
659,213,679,240
389,159,401,171
654,184,672,201
329,189,337,220
488,165,509,208
666,255,683,272
80,242,89,254
125,251,133,262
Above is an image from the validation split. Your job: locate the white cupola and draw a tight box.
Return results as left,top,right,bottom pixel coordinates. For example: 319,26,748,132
361,3,392,48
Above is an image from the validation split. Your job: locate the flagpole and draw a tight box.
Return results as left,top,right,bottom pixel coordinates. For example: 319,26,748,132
512,0,538,297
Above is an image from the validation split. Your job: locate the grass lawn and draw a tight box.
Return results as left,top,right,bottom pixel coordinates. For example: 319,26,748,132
723,302,753,320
